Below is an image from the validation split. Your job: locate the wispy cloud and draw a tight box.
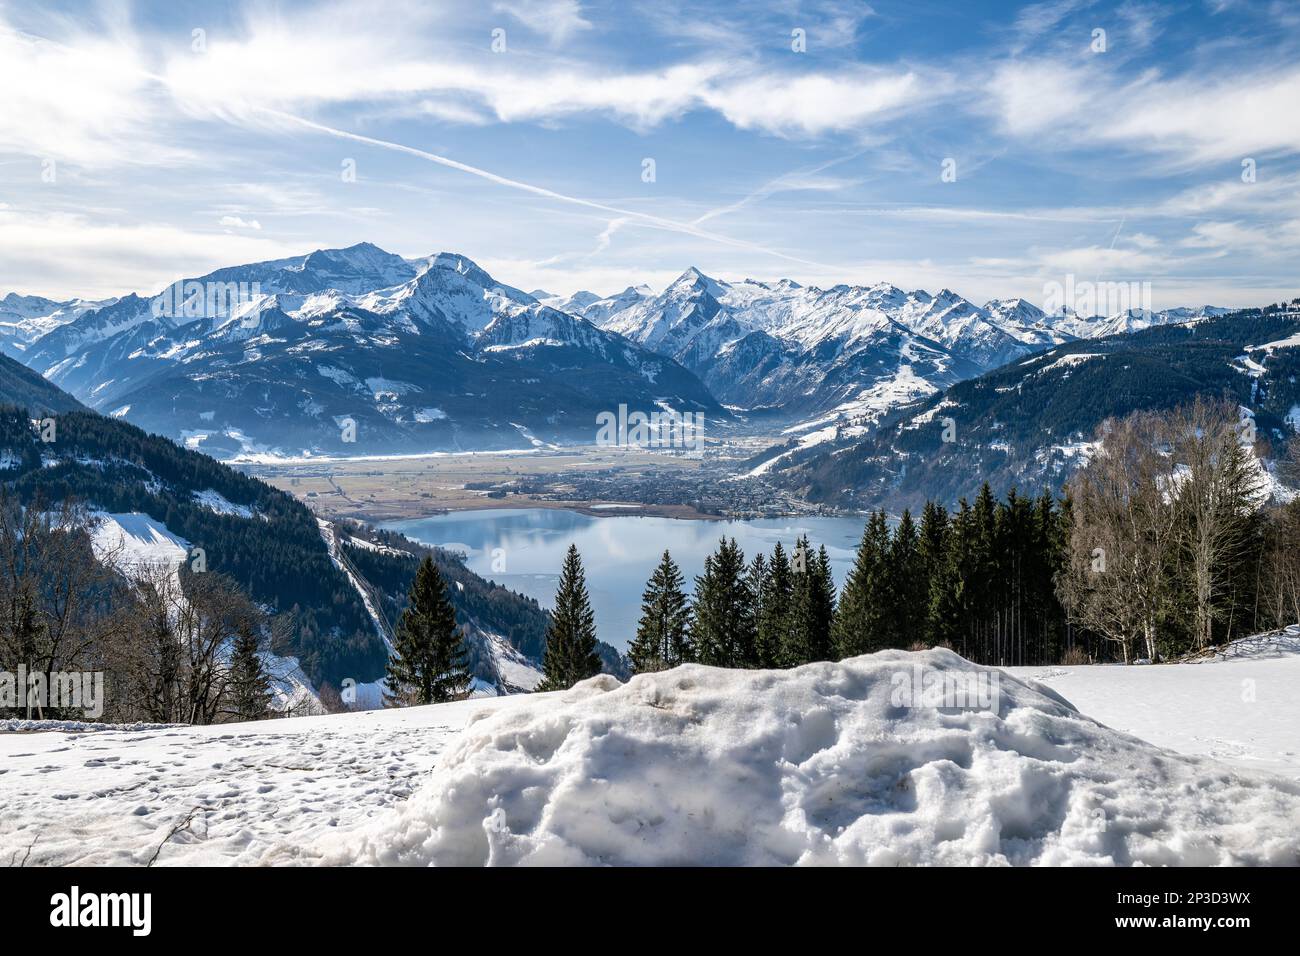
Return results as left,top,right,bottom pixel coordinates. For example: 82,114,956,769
985,58,1300,164
0,20,184,166
492,0,593,44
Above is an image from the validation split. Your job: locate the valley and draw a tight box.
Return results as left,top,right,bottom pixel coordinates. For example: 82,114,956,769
240,436,821,523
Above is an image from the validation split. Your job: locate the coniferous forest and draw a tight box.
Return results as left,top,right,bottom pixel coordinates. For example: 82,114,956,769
600,400,1300,681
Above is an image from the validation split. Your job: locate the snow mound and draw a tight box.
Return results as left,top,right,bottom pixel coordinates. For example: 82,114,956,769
320,650,1300,866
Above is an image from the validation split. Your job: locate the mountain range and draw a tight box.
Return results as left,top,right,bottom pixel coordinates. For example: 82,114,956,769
544,272,1228,426
753,302,1300,512
5,242,1232,459
10,245,717,459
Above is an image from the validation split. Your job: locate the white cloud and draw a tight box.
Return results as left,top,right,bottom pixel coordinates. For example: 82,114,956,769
0,207,298,298
1181,218,1300,255
0,20,183,166
700,70,930,137
987,58,1300,165
985,61,1094,137
219,215,262,230
492,1,592,44
154,5,934,138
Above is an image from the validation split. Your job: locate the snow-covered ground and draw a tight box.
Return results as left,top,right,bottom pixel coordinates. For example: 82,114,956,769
2,640,1298,866
0,698,528,866
1007,628,1300,780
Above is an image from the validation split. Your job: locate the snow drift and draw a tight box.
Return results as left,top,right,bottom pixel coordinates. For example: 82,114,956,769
319,649,1300,866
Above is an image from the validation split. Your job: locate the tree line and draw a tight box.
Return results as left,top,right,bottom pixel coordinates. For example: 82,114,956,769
0,493,279,723
536,399,1300,687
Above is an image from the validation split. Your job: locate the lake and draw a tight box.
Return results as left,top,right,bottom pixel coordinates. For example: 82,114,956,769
384,508,871,651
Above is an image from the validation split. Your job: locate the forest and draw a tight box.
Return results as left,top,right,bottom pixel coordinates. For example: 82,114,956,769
613,398,1300,676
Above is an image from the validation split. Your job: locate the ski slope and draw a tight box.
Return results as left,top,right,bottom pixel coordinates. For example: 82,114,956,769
1,638,1297,866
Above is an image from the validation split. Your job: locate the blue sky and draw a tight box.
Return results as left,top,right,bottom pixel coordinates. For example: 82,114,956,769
1,0,1298,309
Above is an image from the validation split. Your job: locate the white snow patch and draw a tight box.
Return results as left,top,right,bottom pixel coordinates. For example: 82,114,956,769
192,489,254,518
1038,352,1101,374
316,649,1300,866
1009,628,1300,780
485,631,543,692
89,512,190,571
0,697,528,866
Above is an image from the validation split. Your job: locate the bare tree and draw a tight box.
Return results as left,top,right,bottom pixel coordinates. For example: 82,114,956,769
1167,399,1267,650
107,564,269,724
1058,412,1180,662
1261,499,1300,628
0,492,123,718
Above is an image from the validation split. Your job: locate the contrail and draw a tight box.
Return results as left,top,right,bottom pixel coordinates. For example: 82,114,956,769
13,24,853,275
251,107,846,273
692,150,868,227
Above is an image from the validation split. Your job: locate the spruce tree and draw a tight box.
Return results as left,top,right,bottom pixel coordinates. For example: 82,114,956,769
929,499,971,653
689,537,755,667
385,555,472,705
227,624,273,720
812,545,838,656
969,483,1000,660
628,550,692,673
832,513,892,658
537,544,601,691
784,537,836,665
745,551,769,661
756,541,792,667
889,509,925,648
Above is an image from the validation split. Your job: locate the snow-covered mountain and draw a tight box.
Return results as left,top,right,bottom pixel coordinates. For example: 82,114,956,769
17,245,719,458
559,267,1227,428
0,292,119,358
565,270,983,423
756,303,1300,512
12,244,1230,456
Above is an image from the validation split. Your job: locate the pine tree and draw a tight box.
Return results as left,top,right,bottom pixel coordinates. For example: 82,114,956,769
756,541,792,667
385,555,472,705
928,499,971,652
537,544,601,691
1030,490,1067,664
745,551,769,661
227,623,273,720
832,513,892,658
969,483,1000,660
813,545,838,656
689,537,755,667
628,550,692,673
783,537,836,665
889,509,925,648
917,501,950,645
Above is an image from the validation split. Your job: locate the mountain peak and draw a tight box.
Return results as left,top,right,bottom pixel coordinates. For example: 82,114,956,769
668,266,728,301
430,251,489,279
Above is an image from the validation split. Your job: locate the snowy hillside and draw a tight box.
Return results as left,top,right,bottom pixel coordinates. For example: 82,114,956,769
4,642,1297,866
761,304,1300,511
1006,628,1300,780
